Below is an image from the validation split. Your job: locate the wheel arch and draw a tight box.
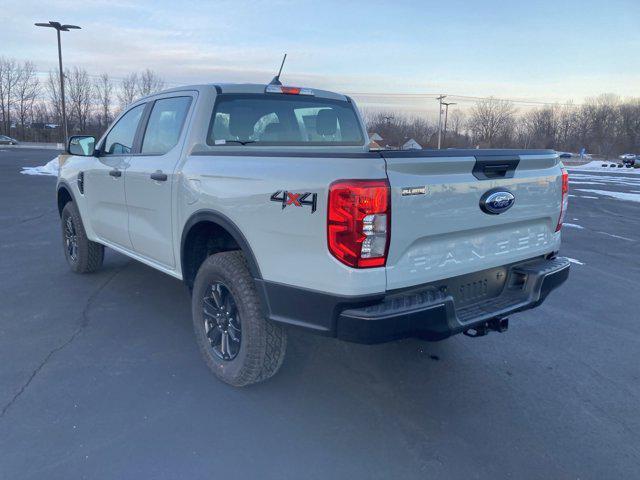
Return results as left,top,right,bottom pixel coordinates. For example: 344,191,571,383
180,210,262,290
57,181,76,217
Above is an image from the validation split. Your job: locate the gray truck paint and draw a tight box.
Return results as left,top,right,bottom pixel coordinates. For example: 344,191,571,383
57,84,563,299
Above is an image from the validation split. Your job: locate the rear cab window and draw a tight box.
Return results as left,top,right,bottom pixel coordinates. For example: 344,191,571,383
141,96,192,155
207,94,365,147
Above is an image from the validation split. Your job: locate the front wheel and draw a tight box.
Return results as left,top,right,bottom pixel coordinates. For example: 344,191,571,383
192,251,287,386
61,202,104,273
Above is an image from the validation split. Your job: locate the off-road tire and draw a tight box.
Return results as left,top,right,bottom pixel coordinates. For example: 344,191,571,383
61,202,104,273
192,251,287,386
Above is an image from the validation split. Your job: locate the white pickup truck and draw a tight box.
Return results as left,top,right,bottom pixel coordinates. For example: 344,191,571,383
57,82,570,386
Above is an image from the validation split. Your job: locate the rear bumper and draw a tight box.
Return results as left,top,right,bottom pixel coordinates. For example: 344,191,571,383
256,256,570,344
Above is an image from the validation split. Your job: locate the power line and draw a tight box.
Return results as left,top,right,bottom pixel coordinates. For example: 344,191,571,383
31,70,584,107
346,91,583,107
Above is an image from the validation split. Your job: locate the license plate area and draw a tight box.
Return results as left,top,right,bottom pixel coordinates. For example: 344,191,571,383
437,266,509,308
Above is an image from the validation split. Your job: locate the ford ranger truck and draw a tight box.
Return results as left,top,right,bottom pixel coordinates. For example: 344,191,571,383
57,83,570,386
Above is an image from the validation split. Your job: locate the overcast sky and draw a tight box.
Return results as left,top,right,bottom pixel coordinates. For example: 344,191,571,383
3,0,639,106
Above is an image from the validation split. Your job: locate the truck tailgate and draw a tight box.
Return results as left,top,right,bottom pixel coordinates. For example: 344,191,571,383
381,150,562,290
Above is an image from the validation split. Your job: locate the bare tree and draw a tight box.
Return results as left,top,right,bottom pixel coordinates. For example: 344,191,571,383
46,69,63,126
0,57,21,135
94,73,113,129
618,99,640,155
364,111,437,148
520,106,559,149
138,69,164,97
66,67,93,132
13,61,40,138
585,94,620,159
118,72,138,109
467,97,517,147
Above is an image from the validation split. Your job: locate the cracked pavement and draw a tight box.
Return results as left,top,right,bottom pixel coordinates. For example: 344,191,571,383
0,149,639,479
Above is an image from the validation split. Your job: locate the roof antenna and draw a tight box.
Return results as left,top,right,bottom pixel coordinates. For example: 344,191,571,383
270,53,287,85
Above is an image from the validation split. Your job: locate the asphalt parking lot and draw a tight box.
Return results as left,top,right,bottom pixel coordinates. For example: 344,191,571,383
1,148,639,479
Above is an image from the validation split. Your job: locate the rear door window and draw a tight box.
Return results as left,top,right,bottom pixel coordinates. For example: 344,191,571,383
141,97,192,155
207,94,364,146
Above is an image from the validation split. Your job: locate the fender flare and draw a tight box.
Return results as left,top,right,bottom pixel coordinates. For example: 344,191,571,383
180,209,262,280
56,180,78,216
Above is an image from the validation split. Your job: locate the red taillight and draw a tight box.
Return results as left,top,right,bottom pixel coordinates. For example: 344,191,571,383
327,179,390,268
265,85,314,95
556,168,569,232
280,86,301,95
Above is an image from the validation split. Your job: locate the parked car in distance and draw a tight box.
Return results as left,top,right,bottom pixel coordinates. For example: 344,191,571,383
0,135,18,145
56,82,571,386
558,152,572,159
620,154,636,166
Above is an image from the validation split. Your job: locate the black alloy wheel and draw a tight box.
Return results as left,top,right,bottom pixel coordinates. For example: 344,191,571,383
202,282,242,361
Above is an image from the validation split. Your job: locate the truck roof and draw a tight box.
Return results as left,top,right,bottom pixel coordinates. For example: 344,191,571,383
144,83,350,102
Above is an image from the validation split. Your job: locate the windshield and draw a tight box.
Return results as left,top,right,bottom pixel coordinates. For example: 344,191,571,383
207,94,364,146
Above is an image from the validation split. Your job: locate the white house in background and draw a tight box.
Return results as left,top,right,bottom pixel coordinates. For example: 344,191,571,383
401,138,422,150
369,132,383,141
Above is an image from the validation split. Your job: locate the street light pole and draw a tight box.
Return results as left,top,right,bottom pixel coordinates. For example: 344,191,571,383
441,101,457,148
436,95,446,149
55,28,68,143
35,21,81,144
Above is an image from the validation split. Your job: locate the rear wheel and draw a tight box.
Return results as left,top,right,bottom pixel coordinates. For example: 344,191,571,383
192,251,287,386
61,202,104,273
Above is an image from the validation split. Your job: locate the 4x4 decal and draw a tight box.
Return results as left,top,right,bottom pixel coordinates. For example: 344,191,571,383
270,191,317,213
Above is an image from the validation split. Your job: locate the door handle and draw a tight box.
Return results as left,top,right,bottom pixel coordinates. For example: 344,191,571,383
109,169,122,178
150,172,168,182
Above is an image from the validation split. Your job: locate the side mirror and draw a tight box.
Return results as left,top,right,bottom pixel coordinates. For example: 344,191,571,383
68,135,96,156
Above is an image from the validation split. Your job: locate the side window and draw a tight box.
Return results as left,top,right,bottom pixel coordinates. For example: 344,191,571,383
103,104,145,155
141,97,192,155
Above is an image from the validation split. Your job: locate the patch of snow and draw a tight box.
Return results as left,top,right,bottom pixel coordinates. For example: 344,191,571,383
569,173,640,188
568,180,607,185
20,156,59,176
595,231,634,242
575,189,640,203
564,223,584,229
569,194,599,199
568,162,640,175
566,257,585,266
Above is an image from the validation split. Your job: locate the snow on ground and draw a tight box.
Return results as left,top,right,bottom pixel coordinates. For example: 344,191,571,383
568,173,640,188
567,161,640,175
565,257,585,266
596,231,634,242
563,223,584,229
575,189,640,204
20,156,59,176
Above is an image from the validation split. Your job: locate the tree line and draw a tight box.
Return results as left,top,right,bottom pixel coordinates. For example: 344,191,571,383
1,56,638,157
0,57,165,142
364,95,640,158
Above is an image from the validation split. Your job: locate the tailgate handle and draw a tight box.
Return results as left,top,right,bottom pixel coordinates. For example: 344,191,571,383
483,164,510,178
473,157,520,180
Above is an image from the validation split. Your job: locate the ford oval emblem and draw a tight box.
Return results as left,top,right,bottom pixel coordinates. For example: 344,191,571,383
480,189,515,215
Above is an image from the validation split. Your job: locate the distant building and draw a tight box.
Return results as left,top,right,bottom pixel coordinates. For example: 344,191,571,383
401,138,422,150
368,132,392,150
369,139,383,150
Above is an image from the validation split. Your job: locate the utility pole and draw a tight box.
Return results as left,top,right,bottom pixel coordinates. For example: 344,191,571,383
441,101,457,148
35,21,81,144
436,95,446,149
